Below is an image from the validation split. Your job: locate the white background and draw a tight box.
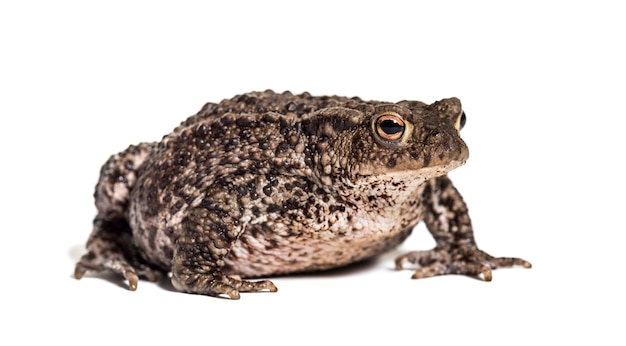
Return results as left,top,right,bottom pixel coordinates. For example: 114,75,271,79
1,1,624,345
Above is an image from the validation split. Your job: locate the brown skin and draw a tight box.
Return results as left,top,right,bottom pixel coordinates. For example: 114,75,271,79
75,90,531,299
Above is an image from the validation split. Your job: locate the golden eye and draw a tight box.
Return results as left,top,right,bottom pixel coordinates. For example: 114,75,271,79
375,113,406,141
455,111,466,131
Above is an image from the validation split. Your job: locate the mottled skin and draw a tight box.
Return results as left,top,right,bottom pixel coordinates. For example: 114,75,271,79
75,90,531,299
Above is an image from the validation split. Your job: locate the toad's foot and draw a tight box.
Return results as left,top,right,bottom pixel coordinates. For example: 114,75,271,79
171,272,277,300
395,246,531,281
75,216,160,290
75,253,159,291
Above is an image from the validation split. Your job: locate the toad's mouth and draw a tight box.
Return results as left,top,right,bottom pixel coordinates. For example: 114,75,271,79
356,156,467,179
352,158,466,196
414,158,467,180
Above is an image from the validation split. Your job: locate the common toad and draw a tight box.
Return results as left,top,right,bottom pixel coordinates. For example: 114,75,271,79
75,90,531,299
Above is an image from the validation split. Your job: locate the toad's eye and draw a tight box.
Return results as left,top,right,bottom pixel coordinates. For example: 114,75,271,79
455,111,466,131
375,113,406,141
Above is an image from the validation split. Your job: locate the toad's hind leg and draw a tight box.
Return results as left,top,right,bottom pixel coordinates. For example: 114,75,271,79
170,207,277,299
396,176,531,281
75,143,159,290
74,216,158,290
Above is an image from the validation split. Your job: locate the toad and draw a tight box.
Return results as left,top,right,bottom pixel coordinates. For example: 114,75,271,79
74,90,531,299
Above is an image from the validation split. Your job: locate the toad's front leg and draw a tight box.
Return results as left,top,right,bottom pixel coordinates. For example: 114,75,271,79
170,207,277,299
396,176,531,280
